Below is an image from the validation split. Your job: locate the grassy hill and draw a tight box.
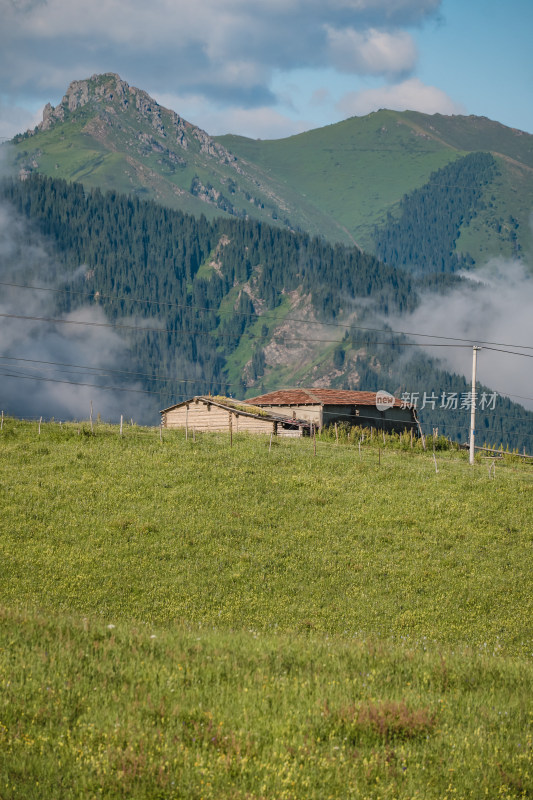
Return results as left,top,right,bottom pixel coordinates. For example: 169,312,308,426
6,73,533,263
218,110,457,249
217,109,533,259
8,73,337,236
1,418,532,798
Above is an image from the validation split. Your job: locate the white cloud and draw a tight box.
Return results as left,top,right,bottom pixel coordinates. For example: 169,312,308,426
326,27,417,75
153,92,310,139
0,0,442,106
337,77,465,117
0,200,157,422
389,260,533,410
0,101,43,140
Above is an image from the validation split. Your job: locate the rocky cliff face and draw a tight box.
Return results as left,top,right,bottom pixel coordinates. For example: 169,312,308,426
16,72,289,227
34,73,236,165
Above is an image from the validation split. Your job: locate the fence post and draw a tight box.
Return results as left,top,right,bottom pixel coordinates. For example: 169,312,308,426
335,422,338,445
39,416,42,435
120,415,123,437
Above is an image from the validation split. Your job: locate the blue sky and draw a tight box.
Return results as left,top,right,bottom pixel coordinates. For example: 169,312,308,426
1,0,532,140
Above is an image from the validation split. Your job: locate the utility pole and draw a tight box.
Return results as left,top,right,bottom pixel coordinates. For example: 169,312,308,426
469,346,481,465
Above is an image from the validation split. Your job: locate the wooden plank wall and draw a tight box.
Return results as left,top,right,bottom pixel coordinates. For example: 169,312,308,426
163,401,275,434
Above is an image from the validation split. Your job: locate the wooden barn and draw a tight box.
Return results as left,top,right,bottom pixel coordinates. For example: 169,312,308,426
160,396,310,437
247,388,418,434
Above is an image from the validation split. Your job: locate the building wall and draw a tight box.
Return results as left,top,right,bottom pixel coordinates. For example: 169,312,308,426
252,403,414,432
323,405,414,430
163,401,275,434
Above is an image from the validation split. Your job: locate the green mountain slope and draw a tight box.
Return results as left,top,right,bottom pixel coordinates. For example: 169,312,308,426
217,109,533,259
6,73,533,265
8,73,315,229
218,110,457,248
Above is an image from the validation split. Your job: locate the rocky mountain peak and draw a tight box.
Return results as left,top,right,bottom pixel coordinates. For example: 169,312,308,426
38,73,127,130
33,73,235,165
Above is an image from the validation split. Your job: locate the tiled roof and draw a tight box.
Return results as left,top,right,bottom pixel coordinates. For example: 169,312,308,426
247,388,405,408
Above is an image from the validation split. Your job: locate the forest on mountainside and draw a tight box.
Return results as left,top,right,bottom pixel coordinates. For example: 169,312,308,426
373,152,500,273
1,174,532,450
1,174,419,398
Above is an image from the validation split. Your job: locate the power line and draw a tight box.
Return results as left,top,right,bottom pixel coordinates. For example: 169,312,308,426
483,346,533,358
492,389,533,403
1,357,532,423
4,356,533,426
0,355,234,388
1,279,532,351
0,371,163,395
2,371,532,442
3,311,533,358
0,385,528,442
316,407,533,435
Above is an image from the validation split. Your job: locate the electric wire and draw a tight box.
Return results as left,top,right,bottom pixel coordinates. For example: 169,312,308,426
3,357,533,428
2,286,532,447
1,370,532,439
2,311,533,359
0,355,235,387
0,371,163,395
1,279,532,351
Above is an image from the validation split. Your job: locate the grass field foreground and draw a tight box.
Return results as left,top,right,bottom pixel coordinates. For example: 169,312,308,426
0,418,532,798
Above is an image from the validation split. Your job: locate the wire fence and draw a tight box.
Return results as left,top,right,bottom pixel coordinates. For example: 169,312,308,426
2,414,531,474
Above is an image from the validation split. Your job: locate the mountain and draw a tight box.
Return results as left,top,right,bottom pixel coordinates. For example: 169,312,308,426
217,110,533,261
3,75,533,448
7,73,533,266
2,174,532,450
9,72,330,235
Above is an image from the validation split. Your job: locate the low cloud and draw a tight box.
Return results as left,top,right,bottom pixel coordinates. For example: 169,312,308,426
389,259,533,410
0,201,157,423
337,77,465,118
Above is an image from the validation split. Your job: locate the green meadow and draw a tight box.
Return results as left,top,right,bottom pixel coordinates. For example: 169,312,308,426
1,418,532,798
